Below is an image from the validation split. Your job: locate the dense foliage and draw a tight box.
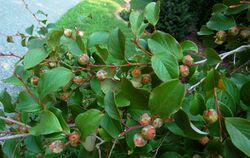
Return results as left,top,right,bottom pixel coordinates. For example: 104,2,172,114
0,1,250,158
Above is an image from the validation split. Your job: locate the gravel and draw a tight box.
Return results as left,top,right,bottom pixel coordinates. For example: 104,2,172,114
0,0,80,96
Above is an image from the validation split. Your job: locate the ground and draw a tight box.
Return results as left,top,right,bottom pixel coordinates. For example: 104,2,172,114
0,0,80,95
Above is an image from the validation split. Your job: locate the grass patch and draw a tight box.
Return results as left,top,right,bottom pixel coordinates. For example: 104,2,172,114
56,0,135,56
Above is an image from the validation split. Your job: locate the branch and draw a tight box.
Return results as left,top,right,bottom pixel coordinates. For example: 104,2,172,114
0,52,22,59
0,133,31,141
14,72,45,109
95,135,105,158
154,133,169,158
118,125,142,137
230,59,250,75
132,39,153,56
108,137,118,158
187,78,206,93
0,116,31,128
21,0,43,26
213,88,223,141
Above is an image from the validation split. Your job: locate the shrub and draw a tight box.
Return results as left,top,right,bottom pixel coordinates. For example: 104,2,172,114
0,2,250,158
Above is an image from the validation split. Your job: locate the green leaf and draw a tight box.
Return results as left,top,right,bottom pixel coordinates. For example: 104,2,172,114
76,35,86,54
174,110,208,140
207,14,236,31
38,67,74,99
144,2,160,26
149,79,185,118
181,40,198,53
205,48,221,65
47,29,63,49
30,110,62,136
3,139,20,158
212,3,228,14
129,11,147,36
225,117,250,156
203,69,220,91
198,25,214,36
104,91,121,121
24,48,48,69
24,136,42,153
16,91,42,112
108,28,125,60
6,36,14,43
87,32,109,47
62,38,83,57
148,31,183,60
151,53,179,81
75,109,104,141
0,89,15,113
189,93,206,116
25,25,34,35
240,81,250,106
100,114,121,138
115,93,130,107
160,152,181,158
49,107,70,133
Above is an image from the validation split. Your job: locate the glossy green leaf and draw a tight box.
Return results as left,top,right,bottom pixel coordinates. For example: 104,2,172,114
38,67,73,99
129,11,147,36
25,25,34,35
100,114,121,138
104,91,121,121
3,139,20,158
24,136,42,153
144,2,160,26
189,93,206,116
174,110,208,140
240,81,250,106
205,48,221,65
212,3,228,14
16,91,42,112
62,38,83,57
47,29,63,49
24,48,48,69
181,40,198,53
0,89,15,113
75,109,104,141
87,32,109,47
203,69,220,91
151,52,179,81
149,79,185,118
108,28,125,60
198,25,214,36
114,92,130,107
49,107,70,132
30,110,62,136
148,31,183,60
207,14,236,31
225,117,250,156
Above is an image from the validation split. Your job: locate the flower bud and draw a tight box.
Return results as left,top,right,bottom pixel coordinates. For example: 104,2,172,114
216,30,226,41
203,109,218,124
77,30,84,38
179,65,189,77
228,26,239,36
59,92,70,102
139,113,151,126
240,30,250,39
31,76,39,86
64,29,72,38
73,76,84,85
141,125,156,140
133,133,147,147
152,118,163,128
49,140,64,153
141,74,151,85
131,68,141,78
182,55,194,65
96,70,107,80
48,62,57,68
199,136,209,145
69,132,80,146
78,54,89,65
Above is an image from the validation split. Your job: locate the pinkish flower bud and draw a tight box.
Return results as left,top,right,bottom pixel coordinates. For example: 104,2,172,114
78,54,89,65
96,70,107,80
139,113,151,126
64,29,72,38
49,140,64,153
141,125,156,140
203,109,218,124
182,55,194,65
179,65,189,77
152,118,163,128
133,133,147,147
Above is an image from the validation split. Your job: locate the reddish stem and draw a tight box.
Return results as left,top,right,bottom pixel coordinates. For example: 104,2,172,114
0,53,22,59
88,62,146,69
119,125,142,137
132,39,153,56
14,73,45,109
213,88,223,140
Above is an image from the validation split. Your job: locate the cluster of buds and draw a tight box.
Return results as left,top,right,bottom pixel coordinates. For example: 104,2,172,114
72,76,84,85
133,113,163,147
64,28,84,38
96,70,108,80
49,140,65,154
214,30,226,45
131,68,152,85
179,55,194,78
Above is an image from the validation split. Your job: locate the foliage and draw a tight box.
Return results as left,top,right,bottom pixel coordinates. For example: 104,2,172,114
0,1,250,158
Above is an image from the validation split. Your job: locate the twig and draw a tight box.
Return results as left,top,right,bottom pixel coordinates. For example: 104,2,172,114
108,137,118,158
88,62,147,69
14,72,45,108
132,39,153,56
187,78,206,93
95,135,105,158
230,59,250,75
21,0,43,26
154,133,169,158
0,133,31,141
0,116,31,128
118,125,142,137
213,88,223,141
0,52,22,59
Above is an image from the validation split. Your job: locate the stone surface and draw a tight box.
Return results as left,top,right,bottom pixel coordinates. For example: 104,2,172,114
0,0,79,96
